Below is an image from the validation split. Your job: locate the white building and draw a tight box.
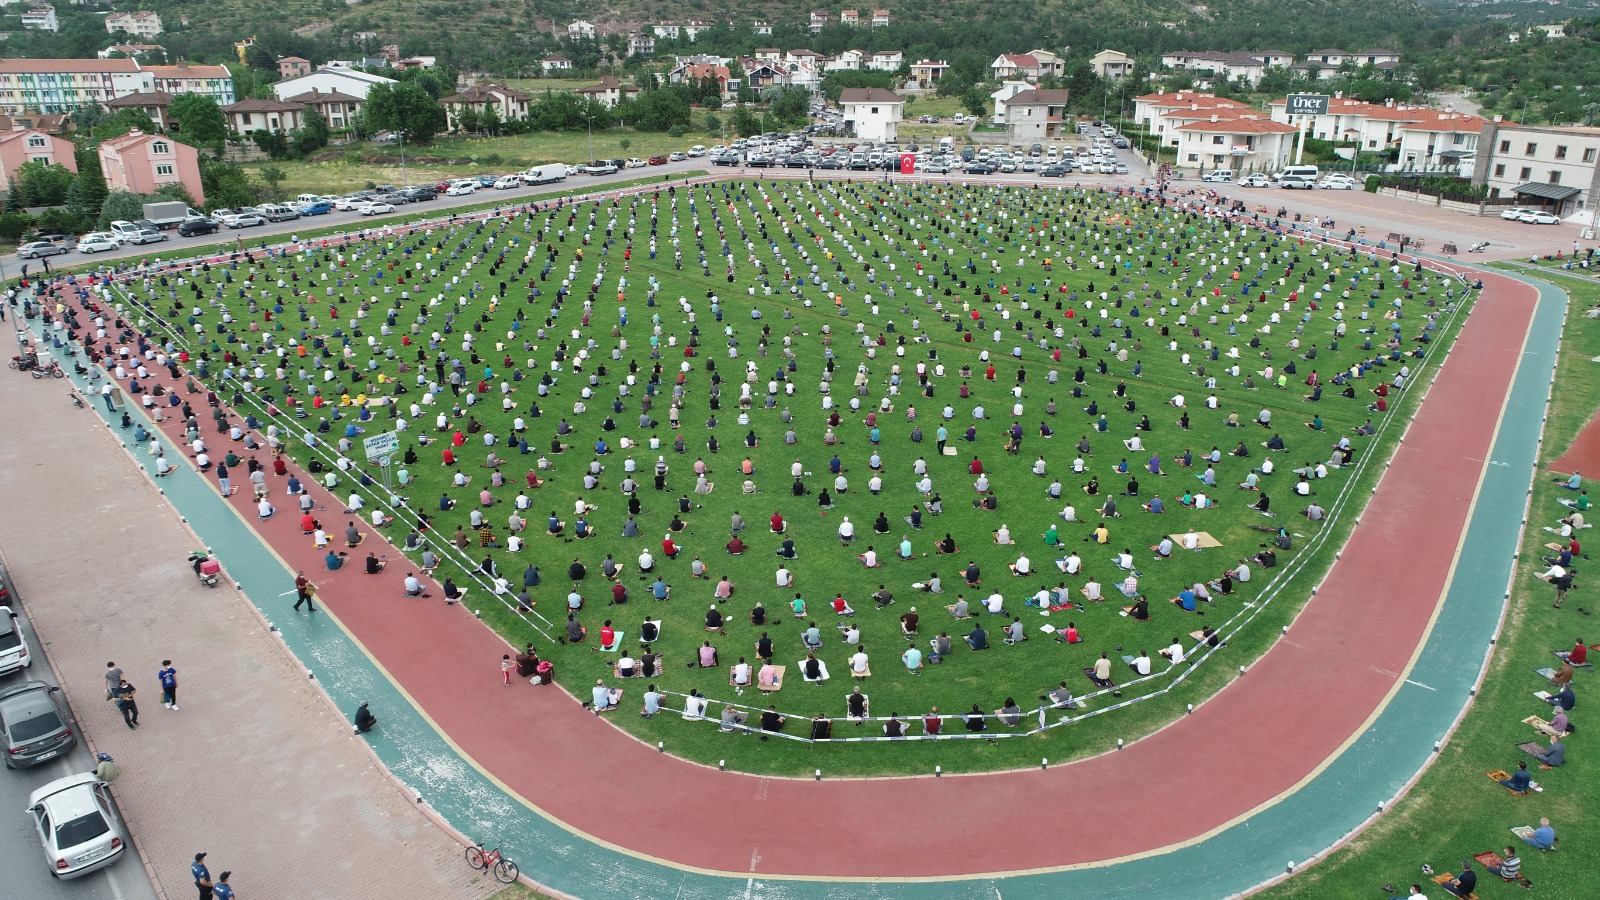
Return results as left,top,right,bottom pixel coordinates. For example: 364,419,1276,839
990,80,1033,125
272,66,397,103
21,4,58,31
839,87,903,142
541,55,573,73
1089,49,1135,80
826,49,864,72
652,23,682,40
627,33,654,56
1172,114,1297,171
1004,88,1071,144
867,50,902,72
752,22,772,35
567,21,596,41
105,11,162,37
1472,121,1598,216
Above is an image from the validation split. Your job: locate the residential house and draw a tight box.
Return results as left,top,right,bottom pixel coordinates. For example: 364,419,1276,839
683,21,709,41
867,50,902,72
1003,88,1071,143
541,55,573,73
0,127,77,190
142,64,235,106
1355,48,1400,66
1267,96,1451,155
909,60,948,89
105,11,162,37
839,9,860,26
1393,111,1490,173
0,113,70,134
98,44,166,61
104,89,173,129
0,58,152,115
278,56,313,79
1172,114,1296,171
1304,48,1348,67
1131,90,1251,137
1514,24,1568,41
990,80,1033,125
839,87,903,142
284,88,364,130
652,22,681,40
786,49,826,70
97,128,204,204
21,5,58,31
438,83,531,128
1089,49,1135,80
1472,121,1598,217
753,22,772,35
1029,49,1065,78
667,62,733,102
575,75,639,109
871,9,891,27
272,66,396,103
809,11,829,34
752,48,783,62
393,56,435,71
567,20,596,40
990,54,1040,81
826,49,864,72
627,33,654,56
220,98,307,134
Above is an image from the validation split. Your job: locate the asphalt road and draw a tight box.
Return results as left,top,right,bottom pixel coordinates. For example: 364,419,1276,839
0,581,158,900
7,148,1154,273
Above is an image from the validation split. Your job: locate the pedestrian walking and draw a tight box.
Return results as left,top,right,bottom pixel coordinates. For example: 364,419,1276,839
293,571,316,612
158,659,179,710
502,653,513,685
213,871,235,900
104,661,123,700
192,852,214,900
113,678,139,729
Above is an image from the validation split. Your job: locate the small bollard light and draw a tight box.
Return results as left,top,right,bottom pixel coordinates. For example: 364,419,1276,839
474,609,482,619
1116,738,1124,749
307,669,315,680
657,741,665,752
1239,665,1247,675
1186,703,1194,714
815,769,822,781
1377,801,1386,811
935,765,942,777
719,760,726,771
1286,862,1297,874
1041,758,1048,769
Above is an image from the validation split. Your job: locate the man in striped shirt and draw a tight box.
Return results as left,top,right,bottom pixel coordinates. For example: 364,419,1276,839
1491,846,1522,883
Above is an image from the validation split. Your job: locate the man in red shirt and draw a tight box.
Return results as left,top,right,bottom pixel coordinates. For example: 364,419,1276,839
770,512,785,533
923,707,943,735
599,621,615,648
969,457,983,475
1566,639,1588,666
611,583,628,605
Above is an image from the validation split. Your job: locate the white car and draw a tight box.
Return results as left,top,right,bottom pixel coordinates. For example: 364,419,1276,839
1500,206,1537,221
0,607,30,674
1201,171,1234,183
333,196,365,211
1519,211,1562,225
1319,176,1358,190
28,773,128,879
222,213,265,229
76,233,121,253
624,158,646,168
360,202,396,216
445,182,477,196
492,176,520,190
686,146,706,157
668,151,687,162
1238,174,1272,188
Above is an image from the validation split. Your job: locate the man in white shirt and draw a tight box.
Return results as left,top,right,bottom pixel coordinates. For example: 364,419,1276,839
1010,553,1031,576
859,547,879,568
1082,579,1102,602
983,592,1005,614
1131,651,1152,676
1183,529,1200,551
838,516,856,542
1160,638,1187,665
1058,551,1082,575
732,659,752,686
776,566,794,587
850,647,870,675
1115,549,1135,570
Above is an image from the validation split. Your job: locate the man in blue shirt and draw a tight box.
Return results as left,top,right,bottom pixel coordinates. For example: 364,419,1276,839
212,871,235,900
1525,816,1557,850
192,852,213,899
158,660,178,710
325,551,345,570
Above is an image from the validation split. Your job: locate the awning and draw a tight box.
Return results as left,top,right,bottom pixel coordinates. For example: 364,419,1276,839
1512,182,1581,201
1436,150,1473,160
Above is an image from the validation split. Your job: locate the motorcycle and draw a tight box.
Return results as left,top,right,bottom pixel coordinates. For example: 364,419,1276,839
31,361,64,379
1469,241,1490,253
189,552,221,588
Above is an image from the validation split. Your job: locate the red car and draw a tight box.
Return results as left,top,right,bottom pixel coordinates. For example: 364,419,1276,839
647,155,668,165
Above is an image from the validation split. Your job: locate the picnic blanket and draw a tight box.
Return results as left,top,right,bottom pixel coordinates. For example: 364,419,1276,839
1510,825,1537,842
1167,531,1223,549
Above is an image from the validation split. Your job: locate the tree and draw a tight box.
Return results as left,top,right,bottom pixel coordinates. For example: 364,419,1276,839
250,129,291,159
732,105,759,137
293,112,330,156
480,104,503,136
199,158,259,210
961,85,989,118
389,82,446,141
455,106,481,135
8,161,76,208
170,94,228,150
258,166,287,201
633,89,692,131
98,190,146,228
91,108,157,142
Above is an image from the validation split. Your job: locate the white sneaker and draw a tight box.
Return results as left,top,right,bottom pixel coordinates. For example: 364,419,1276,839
170,705,179,711
163,702,172,709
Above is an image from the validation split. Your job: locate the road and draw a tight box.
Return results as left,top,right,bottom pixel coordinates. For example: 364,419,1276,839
0,587,159,900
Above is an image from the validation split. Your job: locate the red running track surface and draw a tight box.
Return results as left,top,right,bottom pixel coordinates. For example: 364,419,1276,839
76,266,1538,879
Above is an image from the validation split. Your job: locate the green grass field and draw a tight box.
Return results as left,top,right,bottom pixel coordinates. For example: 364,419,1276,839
120,179,1465,778
1258,269,1595,899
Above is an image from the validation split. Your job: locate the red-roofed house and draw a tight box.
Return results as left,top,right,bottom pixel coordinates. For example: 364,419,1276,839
1174,114,1296,171
278,56,312,79
668,62,733,102
990,54,1040,80
439,84,531,128
97,128,203,204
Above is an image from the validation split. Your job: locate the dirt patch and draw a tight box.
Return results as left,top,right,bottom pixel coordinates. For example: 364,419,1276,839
362,153,472,166
1550,414,1600,478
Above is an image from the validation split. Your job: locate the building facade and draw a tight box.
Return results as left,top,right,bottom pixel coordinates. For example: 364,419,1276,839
97,128,204,204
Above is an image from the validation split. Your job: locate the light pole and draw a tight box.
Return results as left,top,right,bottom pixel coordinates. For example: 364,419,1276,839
399,132,408,186
587,115,595,164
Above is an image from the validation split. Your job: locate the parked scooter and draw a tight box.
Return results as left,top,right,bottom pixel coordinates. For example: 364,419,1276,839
189,552,221,587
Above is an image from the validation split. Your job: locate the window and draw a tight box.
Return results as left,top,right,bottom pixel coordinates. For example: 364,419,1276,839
1556,145,1568,160
1499,140,1510,152
1452,134,1464,145
156,164,173,176
1550,171,1561,184
1525,142,1537,155
1585,148,1597,163
1186,153,1199,162
1494,164,1505,177
1212,135,1224,145
151,141,168,153
1519,166,1532,180
26,135,44,147
870,106,878,114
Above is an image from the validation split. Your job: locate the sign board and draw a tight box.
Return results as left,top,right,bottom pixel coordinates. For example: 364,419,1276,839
1286,93,1330,118
362,431,400,461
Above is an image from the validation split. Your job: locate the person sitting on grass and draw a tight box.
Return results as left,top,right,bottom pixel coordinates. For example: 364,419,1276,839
966,623,989,650
759,706,787,739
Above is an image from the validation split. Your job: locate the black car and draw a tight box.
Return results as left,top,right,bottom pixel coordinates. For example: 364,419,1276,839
178,218,220,238
964,162,995,175
818,158,844,170
713,155,738,166
1041,164,1069,177
402,188,437,202
785,156,810,168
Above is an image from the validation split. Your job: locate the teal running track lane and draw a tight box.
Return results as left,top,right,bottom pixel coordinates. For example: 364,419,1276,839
52,264,1562,899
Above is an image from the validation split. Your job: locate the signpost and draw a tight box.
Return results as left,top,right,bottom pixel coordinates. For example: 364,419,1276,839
1285,94,1330,166
363,431,400,496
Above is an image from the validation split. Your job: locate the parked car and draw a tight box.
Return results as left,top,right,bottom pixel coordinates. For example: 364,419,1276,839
1319,175,1358,190
0,607,30,675
625,158,647,168
332,196,365,211
581,162,618,175
1040,164,1069,177
1,681,74,768
399,187,437,202
298,201,334,216
177,217,220,238
359,202,396,216
647,155,668,165
126,228,167,245
685,145,706,157
473,175,498,188
27,773,127,879
17,241,70,259
492,176,520,190
1201,170,1234,183
1519,211,1562,225
222,213,265,229
1500,206,1537,221
76,233,121,253
445,181,477,196
1238,174,1272,188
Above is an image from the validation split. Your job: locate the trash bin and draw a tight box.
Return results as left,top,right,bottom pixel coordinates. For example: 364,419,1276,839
534,660,554,685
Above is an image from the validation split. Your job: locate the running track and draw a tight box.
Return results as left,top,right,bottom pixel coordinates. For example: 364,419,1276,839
61,251,1539,880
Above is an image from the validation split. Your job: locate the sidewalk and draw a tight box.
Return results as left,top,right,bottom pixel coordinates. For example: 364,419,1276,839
0,371,490,900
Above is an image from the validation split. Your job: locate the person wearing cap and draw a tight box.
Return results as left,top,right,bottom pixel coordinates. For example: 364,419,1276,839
192,852,214,899
211,872,235,900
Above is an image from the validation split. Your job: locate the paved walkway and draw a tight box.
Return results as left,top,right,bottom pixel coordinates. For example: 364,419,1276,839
0,368,490,900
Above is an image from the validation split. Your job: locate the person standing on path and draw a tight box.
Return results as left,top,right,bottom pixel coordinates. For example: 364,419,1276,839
293,571,316,612
100,381,115,413
158,659,178,710
113,678,139,729
502,654,513,685
104,661,123,699
192,852,213,900
212,871,235,900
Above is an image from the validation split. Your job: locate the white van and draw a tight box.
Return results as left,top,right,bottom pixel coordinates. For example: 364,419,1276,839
1201,169,1234,183
938,136,954,153
1275,165,1320,188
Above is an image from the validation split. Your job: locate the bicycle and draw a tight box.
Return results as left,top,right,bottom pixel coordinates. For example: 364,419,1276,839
465,841,520,884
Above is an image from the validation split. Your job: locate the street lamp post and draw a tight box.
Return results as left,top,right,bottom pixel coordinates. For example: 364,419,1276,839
587,116,595,164
399,132,408,186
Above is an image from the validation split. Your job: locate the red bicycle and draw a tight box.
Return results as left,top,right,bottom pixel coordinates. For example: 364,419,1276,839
465,841,519,883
